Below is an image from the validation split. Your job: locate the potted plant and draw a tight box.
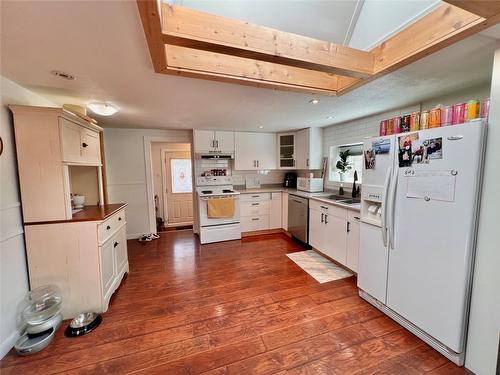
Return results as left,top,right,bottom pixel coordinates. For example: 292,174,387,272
336,149,352,181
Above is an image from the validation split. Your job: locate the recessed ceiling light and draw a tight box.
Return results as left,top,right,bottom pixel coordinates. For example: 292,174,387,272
326,115,334,119
87,102,119,116
51,70,75,80
309,98,320,104
258,125,264,129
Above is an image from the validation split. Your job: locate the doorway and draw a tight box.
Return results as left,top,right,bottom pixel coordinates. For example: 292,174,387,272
150,142,193,232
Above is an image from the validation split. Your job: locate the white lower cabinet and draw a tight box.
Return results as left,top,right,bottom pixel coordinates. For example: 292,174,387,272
309,199,360,272
100,224,128,303
346,211,360,272
240,192,282,232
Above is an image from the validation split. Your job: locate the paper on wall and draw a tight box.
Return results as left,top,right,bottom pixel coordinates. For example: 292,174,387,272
405,170,456,202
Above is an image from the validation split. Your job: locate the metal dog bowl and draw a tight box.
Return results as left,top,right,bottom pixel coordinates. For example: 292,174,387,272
64,312,102,337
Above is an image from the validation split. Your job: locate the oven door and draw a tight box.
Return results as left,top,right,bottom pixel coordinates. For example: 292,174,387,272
198,195,240,227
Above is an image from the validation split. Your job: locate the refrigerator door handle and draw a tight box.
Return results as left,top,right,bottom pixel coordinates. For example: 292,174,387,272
388,167,399,249
381,167,392,247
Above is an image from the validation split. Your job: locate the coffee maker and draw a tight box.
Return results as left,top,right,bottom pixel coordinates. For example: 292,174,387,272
283,172,297,188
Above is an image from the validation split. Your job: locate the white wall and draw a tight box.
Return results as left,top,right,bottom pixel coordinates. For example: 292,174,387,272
0,76,55,358
323,83,491,190
103,128,191,238
465,45,500,375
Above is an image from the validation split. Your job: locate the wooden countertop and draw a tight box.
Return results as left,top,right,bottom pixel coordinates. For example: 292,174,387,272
25,203,127,226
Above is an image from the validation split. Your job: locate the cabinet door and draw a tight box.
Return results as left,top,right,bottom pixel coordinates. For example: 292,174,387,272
256,133,277,170
113,226,128,274
278,133,296,169
194,130,215,152
295,129,309,170
282,192,288,230
82,129,101,165
270,192,282,229
214,131,234,153
61,118,83,163
324,214,348,265
234,132,257,170
308,208,324,252
346,213,360,272
100,239,116,300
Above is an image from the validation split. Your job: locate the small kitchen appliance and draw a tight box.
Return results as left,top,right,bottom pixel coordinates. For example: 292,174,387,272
297,177,324,192
283,172,297,188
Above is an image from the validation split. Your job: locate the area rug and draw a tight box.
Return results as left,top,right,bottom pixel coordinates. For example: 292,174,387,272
287,250,353,283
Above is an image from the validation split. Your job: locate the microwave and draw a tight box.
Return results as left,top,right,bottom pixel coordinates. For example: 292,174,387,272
297,177,324,192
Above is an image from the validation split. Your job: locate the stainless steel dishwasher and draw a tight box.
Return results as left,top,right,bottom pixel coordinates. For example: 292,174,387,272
288,194,309,246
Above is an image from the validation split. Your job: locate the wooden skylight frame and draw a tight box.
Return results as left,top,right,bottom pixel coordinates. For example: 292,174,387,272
137,0,500,96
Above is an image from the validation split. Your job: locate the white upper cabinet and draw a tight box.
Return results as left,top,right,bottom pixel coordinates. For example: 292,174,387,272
234,132,276,170
277,133,296,169
295,128,323,170
193,130,234,154
60,118,101,165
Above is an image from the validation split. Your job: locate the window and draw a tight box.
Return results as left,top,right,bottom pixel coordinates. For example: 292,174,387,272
170,159,192,193
329,143,363,183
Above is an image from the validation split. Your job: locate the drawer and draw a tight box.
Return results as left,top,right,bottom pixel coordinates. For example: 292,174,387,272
241,215,269,232
98,208,126,245
240,193,271,202
240,200,270,216
309,199,347,219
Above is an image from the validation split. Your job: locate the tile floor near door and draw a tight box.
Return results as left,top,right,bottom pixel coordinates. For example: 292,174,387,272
1,232,468,374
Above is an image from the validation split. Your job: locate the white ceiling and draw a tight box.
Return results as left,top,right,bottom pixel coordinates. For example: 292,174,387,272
0,1,499,132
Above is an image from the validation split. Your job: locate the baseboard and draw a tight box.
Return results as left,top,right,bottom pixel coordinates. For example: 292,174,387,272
126,233,142,240
0,327,23,359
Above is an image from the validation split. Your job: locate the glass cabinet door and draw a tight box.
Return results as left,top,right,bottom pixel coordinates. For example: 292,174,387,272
279,133,295,168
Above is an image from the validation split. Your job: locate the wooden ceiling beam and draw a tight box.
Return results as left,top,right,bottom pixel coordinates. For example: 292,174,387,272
136,0,167,72
160,4,374,79
337,3,500,94
443,0,500,18
164,45,338,96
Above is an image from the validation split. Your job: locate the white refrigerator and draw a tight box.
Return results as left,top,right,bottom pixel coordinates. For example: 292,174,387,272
358,119,486,365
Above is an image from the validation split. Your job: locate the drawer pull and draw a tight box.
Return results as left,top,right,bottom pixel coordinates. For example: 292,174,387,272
252,218,259,221
114,241,119,248
321,213,324,223
251,203,259,206
325,215,328,224
320,205,329,210
354,216,360,220
106,225,111,230
251,195,260,198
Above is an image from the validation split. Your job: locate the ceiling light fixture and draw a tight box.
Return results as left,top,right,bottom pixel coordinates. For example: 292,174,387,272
326,115,334,119
258,125,264,129
87,102,119,116
309,98,320,104
51,70,75,80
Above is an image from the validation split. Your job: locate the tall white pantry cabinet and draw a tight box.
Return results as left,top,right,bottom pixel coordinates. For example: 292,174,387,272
9,105,129,318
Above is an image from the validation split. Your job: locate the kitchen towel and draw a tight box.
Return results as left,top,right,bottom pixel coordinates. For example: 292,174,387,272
287,250,353,283
207,197,235,218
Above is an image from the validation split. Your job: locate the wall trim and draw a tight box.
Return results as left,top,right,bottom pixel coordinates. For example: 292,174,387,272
0,202,21,211
0,327,23,359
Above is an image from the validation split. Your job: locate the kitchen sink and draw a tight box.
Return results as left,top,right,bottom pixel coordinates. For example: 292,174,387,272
339,198,361,204
326,195,350,200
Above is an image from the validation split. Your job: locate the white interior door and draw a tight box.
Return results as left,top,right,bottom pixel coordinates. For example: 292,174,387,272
387,122,486,352
163,151,194,226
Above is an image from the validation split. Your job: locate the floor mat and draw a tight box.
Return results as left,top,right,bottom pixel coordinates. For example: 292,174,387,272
287,250,353,283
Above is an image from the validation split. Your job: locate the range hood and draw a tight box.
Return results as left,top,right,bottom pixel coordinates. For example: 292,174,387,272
195,152,234,160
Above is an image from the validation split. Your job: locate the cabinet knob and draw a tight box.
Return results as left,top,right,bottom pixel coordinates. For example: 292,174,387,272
118,217,122,221
106,225,111,230
114,241,119,248
82,142,88,148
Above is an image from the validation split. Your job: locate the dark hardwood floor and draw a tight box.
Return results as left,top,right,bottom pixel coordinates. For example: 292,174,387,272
1,231,469,374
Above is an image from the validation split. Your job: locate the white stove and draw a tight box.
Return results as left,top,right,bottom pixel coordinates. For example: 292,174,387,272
196,176,241,244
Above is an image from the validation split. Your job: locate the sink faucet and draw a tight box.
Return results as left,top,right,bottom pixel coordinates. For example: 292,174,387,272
352,170,360,198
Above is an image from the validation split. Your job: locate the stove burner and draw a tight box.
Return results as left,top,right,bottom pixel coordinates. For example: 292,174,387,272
222,189,234,193
201,190,213,194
